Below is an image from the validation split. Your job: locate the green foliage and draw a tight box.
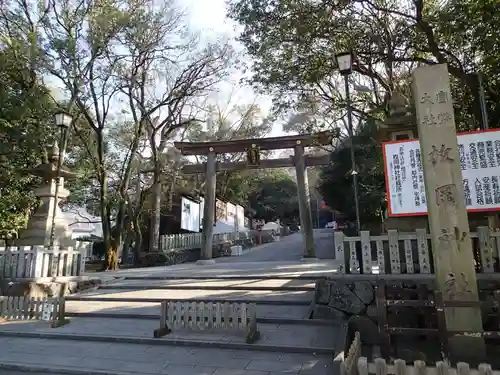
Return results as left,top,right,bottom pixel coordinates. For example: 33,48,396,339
248,171,300,224
0,43,55,237
229,0,500,222
319,121,386,225
228,0,500,130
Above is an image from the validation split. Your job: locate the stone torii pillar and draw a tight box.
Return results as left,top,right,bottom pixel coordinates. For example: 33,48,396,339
198,148,217,265
294,143,316,259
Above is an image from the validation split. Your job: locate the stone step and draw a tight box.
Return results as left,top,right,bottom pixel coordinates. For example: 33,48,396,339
123,275,322,281
66,295,311,305
88,260,340,280
68,288,313,305
108,278,316,288
0,336,337,375
0,317,340,354
98,284,315,291
65,311,334,326
65,300,311,319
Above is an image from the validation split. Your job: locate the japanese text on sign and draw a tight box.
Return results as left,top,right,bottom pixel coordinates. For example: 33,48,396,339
384,130,500,216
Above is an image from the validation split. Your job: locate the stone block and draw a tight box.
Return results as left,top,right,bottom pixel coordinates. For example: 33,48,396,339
315,279,330,305
0,278,101,298
347,316,380,345
327,282,374,315
312,305,345,320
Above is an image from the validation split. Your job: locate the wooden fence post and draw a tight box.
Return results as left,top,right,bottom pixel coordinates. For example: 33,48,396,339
334,231,345,274
31,246,45,278
416,229,431,273
387,230,401,274
477,226,495,272
51,297,69,328
360,231,372,274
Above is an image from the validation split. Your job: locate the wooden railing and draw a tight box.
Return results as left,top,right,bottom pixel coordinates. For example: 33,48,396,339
0,296,69,328
160,229,279,252
154,300,260,344
341,331,362,375
374,281,500,359
342,333,497,375
334,226,499,274
355,357,495,375
0,244,88,279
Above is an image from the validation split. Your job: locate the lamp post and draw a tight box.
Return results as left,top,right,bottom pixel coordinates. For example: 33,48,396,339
335,51,361,234
48,111,72,250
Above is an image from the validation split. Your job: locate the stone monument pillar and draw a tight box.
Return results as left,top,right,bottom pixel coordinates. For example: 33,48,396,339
413,63,484,362
15,145,76,248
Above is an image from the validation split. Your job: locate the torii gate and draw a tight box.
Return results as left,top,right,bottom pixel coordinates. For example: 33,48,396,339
174,131,334,265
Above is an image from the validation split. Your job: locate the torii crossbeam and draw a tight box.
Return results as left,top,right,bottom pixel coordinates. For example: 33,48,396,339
174,131,334,264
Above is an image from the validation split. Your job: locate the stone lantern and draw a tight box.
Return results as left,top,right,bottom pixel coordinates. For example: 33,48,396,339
377,92,417,142
15,144,77,248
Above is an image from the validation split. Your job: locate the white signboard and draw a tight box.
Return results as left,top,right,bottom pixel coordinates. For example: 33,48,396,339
199,197,204,231
383,130,500,216
181,197,200,232
226,202,236,227
236,205,245,230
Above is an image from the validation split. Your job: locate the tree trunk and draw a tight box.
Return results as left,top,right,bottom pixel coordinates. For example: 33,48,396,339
149,168,161,252
121,224,134,265
99,171,113,271
133,215,142,266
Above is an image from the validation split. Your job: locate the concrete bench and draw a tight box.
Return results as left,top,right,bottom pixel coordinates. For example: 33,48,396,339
153,300,260,343
0,296,69,328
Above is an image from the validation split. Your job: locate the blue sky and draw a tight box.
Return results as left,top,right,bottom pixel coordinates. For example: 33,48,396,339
47,0,281,137
184,0,282,136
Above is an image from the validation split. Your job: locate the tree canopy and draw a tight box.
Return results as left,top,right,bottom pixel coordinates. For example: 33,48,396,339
318,121,385,225
228,0,500,222
0,41,56,238
248,171,300,224
228,0,500,129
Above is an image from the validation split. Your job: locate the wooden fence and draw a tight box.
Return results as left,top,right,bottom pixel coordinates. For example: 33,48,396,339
334,226,499,275
0,296,69,327
154,300,260,344
355,357,496,375
0,244,87,279
160,229,278,252
375,281,500,359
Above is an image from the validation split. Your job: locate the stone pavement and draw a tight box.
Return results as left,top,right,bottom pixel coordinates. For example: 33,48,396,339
0,337,337,374
0,229,345,374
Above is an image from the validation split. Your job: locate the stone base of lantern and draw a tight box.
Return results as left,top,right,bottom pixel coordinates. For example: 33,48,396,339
15,180,74,248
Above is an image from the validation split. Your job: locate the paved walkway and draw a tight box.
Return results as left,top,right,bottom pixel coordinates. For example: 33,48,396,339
0,229,344,375
0,337,337,374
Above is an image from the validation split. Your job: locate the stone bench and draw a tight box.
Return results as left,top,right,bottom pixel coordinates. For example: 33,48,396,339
0,296,69,328
153,300,260,344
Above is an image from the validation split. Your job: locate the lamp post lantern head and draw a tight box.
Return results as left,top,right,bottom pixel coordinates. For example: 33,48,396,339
335,51,353,75
54,112,73,129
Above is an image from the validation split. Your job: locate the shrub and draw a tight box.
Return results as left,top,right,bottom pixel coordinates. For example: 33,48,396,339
137,253,169,267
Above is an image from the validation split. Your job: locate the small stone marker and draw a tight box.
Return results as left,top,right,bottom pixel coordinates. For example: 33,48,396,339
412,63,485,361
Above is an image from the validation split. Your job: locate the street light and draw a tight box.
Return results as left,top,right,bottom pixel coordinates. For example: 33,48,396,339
335,51,361,234
48,111,72,250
